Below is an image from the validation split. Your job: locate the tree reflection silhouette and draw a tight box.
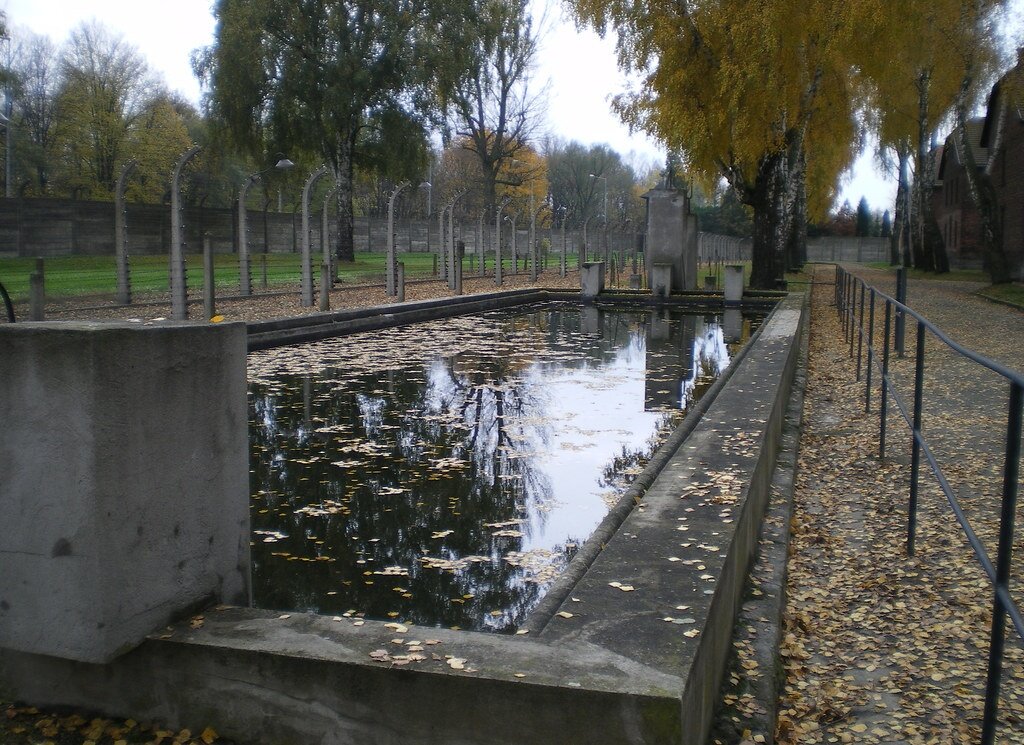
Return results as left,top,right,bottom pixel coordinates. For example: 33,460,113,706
247,304,758,630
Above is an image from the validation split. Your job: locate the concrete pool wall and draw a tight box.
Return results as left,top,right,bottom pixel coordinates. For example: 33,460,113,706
1,290,804,744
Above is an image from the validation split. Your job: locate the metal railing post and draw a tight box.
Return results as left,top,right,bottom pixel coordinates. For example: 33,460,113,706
849,276,856,357
857,282,865,381
895,267,907,358
866,290,875,413
880,300,892,459
981,381,1023,744
908,320,926,555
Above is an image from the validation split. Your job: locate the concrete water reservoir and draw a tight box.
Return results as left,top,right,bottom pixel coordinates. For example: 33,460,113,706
1,289,804,745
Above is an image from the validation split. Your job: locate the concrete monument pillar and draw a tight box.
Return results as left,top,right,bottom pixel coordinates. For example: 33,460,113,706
642,182,697,292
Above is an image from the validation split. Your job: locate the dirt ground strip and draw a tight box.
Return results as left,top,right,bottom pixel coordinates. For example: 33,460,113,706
775,265,1024,744
9,271,582,323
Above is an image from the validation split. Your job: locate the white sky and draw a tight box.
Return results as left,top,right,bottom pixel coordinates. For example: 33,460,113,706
4,0,1022,214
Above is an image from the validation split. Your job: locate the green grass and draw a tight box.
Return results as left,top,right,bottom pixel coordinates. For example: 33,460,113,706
977,282,1024,309
0,251,581,302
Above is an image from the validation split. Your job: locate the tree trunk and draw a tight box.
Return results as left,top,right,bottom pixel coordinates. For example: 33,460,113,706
749,154,785,290
335,135,356,263
786,150,808,270
890,147,909,265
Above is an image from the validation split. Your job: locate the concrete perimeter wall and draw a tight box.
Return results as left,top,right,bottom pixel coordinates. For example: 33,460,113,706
0,321,251,663
0,197,599,258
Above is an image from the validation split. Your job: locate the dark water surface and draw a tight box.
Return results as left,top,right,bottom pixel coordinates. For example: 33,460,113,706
247,303,759,631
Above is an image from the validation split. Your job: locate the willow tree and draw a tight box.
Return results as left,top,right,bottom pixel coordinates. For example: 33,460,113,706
197,0,463,262
568,0,861,288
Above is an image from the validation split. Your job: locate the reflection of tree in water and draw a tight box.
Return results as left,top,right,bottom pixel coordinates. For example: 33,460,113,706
247,304,757,631
249,312,576,632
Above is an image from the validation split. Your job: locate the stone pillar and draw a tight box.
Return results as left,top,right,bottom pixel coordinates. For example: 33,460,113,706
0,321,250,664
580,261,605,298
724,264,744,305
642,183,696,292
651,263,673,298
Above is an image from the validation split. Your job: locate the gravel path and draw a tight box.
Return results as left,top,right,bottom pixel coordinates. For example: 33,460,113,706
776,264,1024,744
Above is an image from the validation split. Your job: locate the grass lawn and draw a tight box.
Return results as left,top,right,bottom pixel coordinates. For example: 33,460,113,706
977,282,1024,309
0,251,581,302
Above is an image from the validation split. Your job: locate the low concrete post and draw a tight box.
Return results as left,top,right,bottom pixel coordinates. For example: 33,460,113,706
724,264,744,305
29,263,44,321
115,160,137,305
203,233,215,320
580,261,605,298
397,261,405,302
319,261,331,311
0,321,250,663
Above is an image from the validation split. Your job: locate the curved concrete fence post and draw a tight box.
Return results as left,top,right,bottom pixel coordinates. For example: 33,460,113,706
495,197,511,286
478,209,488,277
115,160,137,305
386,182,411,297
301,166,330,307
237,176,256,297
0,321,250,664
170,146,201,321
447,190,469,290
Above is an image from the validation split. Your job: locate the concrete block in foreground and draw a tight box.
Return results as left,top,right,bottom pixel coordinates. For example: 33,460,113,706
0,321,250,663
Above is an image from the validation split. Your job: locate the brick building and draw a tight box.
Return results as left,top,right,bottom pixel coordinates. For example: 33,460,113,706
932,119,986,269
933,52,1024,274
980,55,1024,277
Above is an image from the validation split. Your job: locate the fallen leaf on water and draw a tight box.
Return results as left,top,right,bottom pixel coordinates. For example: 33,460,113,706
447,657,467,670
556,611,574,619
201,726,218,744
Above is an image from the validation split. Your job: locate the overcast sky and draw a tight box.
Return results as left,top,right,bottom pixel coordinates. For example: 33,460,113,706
4,0,1022,214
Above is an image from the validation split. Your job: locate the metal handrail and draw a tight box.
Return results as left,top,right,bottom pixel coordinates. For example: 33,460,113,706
835,265,1022,745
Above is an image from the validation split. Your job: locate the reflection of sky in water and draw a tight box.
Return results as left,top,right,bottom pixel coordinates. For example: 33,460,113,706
247,304,757,631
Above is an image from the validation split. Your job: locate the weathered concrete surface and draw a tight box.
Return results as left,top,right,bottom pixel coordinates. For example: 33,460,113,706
580,261,606,298
1,609,684,745
539,294,805,744
644,185,697,291
0,294,805,744
0,321,250,663
247,288,548,350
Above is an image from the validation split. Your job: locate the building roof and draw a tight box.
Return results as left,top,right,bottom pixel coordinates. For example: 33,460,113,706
980,52,1024,147
938,118,987,181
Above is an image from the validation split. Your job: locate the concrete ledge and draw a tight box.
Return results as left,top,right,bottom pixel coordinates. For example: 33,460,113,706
247,289,548,350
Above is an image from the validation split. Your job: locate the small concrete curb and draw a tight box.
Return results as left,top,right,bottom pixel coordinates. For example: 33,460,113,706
708,291,809,745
